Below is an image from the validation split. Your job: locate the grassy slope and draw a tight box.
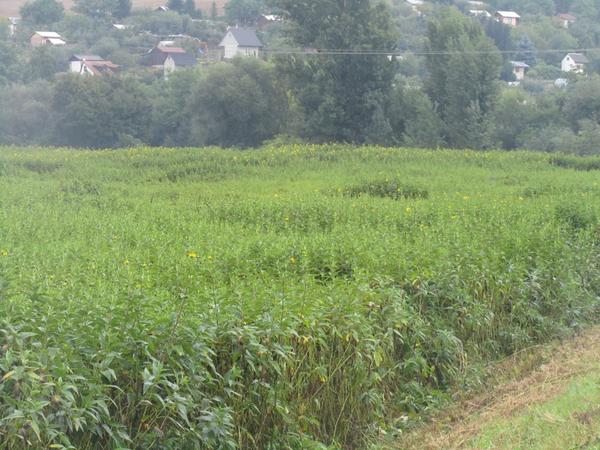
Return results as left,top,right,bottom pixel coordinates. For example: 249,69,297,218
0,0,226,17
392,327,600,449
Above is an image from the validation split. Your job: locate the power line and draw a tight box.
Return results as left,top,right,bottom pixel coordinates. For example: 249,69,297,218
262,47,600,56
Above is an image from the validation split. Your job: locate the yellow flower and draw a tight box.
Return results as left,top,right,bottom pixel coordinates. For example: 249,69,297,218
207,255,213,260
290,256,297,265
187,251,199,259
0,249,8,257
405,207,412,213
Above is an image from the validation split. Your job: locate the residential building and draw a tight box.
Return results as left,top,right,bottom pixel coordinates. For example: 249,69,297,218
163,52,197,76
69,55,119,76
257,14,283,29
8,17,21,36
561,53,589,73
557,13,576,28
495,11,520,27
219,28,263,59
31,31,66,47
469,10,491,18
510,61,530,81
144,45,197,75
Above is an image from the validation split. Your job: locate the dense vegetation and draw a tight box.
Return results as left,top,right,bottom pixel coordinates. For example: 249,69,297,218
2,0,600,151
1,145,600,448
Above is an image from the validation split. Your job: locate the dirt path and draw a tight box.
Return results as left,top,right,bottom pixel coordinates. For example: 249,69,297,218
392,326,600,450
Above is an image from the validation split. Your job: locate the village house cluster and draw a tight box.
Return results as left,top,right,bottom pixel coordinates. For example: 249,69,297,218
409,0,590,83
4,2,591,83
7,5,273,79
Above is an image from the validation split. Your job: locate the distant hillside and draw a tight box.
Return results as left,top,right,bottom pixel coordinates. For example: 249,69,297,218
0,0,226,18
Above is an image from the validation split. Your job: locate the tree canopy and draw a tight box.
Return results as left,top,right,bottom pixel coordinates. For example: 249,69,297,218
20,0,65,25
425,7,502,148
271,0,398,143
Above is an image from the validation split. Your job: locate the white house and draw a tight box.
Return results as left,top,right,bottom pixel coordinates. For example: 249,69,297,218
69,55,119,76
219,28,263,60
510,61,530,81
31,31,66,47
562,53,589,73
495,11,520,27
163,52,197,77
7,17,21,36
469,10,491,18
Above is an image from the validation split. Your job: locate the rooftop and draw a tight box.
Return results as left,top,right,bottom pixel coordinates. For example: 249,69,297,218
566,53,589,64
167,52,197,67
71,55,104,61
34,31,63,38
224,28,263,48
496,11,520,18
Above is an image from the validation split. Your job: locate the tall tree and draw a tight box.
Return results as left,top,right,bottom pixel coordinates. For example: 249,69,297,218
514,34,537,67
425,7,501,148
73,0,131,19
0,42,19,85
183,0,199,17
53,76,152,148
187,58,288,147
270,0,398,143
20,0,64,25
225,0,264,26
167,0,184,12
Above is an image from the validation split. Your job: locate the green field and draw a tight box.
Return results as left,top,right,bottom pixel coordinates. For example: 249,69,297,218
1,145,600,449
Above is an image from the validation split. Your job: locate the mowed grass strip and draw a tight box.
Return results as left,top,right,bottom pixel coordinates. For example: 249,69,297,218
393,326,600,450
1,145,600,449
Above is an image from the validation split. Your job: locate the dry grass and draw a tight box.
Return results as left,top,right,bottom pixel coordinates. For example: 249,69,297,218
0,0,226,18
394,326,600,450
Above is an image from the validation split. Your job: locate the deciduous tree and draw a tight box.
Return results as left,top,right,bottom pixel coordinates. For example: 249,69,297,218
187,58,288,147
20,0,64,25
425,7,501,148
270,0,398,143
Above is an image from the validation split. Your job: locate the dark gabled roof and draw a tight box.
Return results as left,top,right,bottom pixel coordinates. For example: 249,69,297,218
167,52,197,67
70,54,104,62
567,53,589,64
227,28,263,48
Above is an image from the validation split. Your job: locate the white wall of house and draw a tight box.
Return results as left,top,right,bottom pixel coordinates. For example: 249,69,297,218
164,55,176,77
220,32,260,59
70,61,84,73
562,55,585,73
513,67,526,80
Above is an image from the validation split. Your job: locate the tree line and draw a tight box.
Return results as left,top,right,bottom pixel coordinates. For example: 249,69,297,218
2,1,600,154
